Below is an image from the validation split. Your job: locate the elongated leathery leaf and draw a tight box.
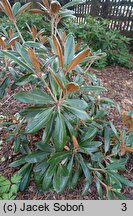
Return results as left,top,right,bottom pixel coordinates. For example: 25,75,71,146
48,151,71,165
109,171,133,187
19,165,32,191
26,108,54,133
42,114,55,143
64,105,90,121
1,50,34,72
15,88,53,105
80,127,98,144
62,0,86,9
76,154,92,183
104,127,110,153
12,2,21,16
64,34,75,66
107,158,127,170
52,113,67,151
0,77,10,99
80,86,106,93
64,98,88,110
53,156,74,193
25,151,48,163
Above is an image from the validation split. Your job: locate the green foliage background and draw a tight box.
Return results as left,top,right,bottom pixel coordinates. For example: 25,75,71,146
65,16,133,68
0,12,51,41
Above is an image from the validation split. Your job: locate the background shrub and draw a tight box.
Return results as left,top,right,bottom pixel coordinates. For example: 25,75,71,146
65,16,133,68
0,12,51,41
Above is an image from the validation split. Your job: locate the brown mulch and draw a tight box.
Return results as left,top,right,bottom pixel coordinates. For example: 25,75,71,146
0,65,133,200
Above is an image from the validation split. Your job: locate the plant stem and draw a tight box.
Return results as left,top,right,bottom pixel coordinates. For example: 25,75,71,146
51,17,54,35
4,57,8,71
94,172,108,191
84,60,95,74
14,22,25,44
40,76,57,103
89,167,106,172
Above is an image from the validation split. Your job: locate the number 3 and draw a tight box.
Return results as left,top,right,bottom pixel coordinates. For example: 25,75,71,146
121,203,127,211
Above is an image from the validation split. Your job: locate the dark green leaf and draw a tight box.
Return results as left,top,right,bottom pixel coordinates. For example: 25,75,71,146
15,88,53,105
110,122,120,141
80,86,106,93
15,73,34,86
24,41,47,51
19,165,32,191
126,132,133,146
36,142,53,153
59,165,69,177
113,191,126,200
76,154,92,183
52,113,67,151
107,172,122,189
49,74,59,97
12,2,21,16
1,50,34,72
96,180,103,199
81,181,90,196
25,151,48,163
0,78,10,99
106,191,114,200
33,160,49,173
64,98,88,110
16,163,31,176
53,157,73,193
104,127,110,153
42,164,56,191
42,55,57,70
64,34,75,66
80,127,98,143
20,107,45,119
79,141,102,153
13,136,21,153
53,165,68,193
71,165,81,189
10,157,27,168
20,143,31,155
109,172,133,187
91,152,104,162
65,105,90,121
107,158,127,170
64,116,75,136
42,114,55,143
26,108,53,133
48,151,71,165
15,42,33,68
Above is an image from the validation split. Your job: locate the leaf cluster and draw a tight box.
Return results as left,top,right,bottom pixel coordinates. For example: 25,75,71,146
0,0,133,200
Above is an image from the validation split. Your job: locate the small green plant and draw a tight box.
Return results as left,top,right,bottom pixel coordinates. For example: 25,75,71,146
65,16,133,68
0,174,21,200
0,0,133,200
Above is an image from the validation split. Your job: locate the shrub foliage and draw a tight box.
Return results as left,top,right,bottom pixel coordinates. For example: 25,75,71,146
0,0,133,200
65,16,133,68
